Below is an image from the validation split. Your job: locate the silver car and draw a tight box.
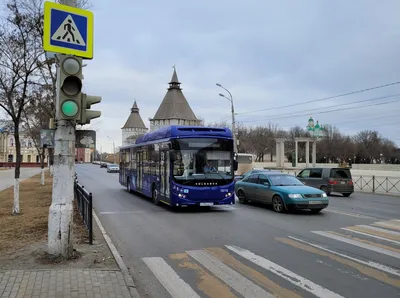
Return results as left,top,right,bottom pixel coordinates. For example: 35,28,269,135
106,164,119,173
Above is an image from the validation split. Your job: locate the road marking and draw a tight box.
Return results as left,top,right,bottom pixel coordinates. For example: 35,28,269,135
277,237,400,288
344,225,400,242
341,227,400,246
323,209,377,220
187,250,274,298
225,245,345,298
288,236,400,278
142,257,200,298
169,252,237,298
312,231,400,259
99,211,145,215
206,247,302,298
373,221,400,232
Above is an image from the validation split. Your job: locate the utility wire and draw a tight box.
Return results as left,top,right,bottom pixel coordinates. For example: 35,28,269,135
237,81,400,115
237,93,400,121
240,98,400,123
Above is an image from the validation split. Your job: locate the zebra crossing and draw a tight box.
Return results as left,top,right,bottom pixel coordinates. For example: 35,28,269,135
141,218,400,297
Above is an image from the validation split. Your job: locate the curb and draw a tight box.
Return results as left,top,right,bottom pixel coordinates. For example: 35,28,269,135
93,211,141,298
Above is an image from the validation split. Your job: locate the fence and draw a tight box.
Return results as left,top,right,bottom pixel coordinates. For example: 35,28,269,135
74,175,93,244
276,170,400,195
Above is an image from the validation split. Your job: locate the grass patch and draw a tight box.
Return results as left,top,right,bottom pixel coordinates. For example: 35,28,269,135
0,171,90,254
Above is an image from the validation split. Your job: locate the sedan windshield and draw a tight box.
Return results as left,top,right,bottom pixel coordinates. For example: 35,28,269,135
269,175,303,186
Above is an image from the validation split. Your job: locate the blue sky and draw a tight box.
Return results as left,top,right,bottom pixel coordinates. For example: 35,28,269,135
2,0,400,153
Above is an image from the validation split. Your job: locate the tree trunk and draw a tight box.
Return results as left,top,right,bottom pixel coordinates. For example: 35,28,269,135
40,146,45,185
12,126,21,215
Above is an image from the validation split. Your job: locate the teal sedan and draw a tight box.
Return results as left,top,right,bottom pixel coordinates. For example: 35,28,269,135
234,172,328,213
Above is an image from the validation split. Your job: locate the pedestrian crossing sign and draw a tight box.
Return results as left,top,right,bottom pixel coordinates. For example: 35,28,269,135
43,1,94,59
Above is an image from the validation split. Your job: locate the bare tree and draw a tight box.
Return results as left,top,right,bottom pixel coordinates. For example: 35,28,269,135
0,0,45,214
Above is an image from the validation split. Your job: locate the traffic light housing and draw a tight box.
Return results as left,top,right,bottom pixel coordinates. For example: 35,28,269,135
58,55,82,121
77,93,102,125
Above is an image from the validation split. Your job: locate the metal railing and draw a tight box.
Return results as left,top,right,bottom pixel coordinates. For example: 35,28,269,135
74,175,93,244
265,169,400,195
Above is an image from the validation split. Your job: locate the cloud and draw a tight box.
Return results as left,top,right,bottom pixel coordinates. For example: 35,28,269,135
74,0,400,152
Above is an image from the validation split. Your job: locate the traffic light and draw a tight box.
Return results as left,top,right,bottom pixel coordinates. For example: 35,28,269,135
58,55,82,121
78,93,102,125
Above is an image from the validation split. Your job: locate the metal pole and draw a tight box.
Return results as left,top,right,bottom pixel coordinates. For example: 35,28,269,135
47,0,76,258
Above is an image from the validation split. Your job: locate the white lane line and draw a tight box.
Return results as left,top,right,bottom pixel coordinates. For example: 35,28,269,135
311,231,400,260
142,257,200,298
288,236,400,277
187,250,274,298
373,221,400,232
225,245,344,298
356,225,400,237
341,228,400,246
323,209,377,220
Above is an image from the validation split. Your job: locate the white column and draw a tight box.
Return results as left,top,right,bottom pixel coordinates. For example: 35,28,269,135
276,142,280,167
280,142,285,168
306,141,310,168
294,140,298,167
312,141,317,167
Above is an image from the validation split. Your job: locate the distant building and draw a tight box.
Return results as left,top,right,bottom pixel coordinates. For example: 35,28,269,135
121,100,148,146
149,67,201,131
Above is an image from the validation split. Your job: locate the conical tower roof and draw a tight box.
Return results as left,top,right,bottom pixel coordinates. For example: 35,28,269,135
152,68,199,121
122,100,147,129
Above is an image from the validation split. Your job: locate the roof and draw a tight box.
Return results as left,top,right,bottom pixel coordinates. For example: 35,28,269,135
132,125,232,146
121,100,148,129
151,69,199,121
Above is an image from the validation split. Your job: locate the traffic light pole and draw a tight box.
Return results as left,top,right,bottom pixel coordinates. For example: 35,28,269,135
48,0,77,258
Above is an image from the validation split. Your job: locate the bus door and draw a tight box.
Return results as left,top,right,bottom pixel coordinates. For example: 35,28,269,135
159,150,170,200
137,151,143,192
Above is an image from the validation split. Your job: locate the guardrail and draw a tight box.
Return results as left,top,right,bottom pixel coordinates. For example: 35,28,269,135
271,170,400,195
74,175,93,244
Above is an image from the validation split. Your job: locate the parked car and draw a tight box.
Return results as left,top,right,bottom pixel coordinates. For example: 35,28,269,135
106,164,119,173
234,169,281,182
100,162,107,168
296,167,354,197
234,172,328,213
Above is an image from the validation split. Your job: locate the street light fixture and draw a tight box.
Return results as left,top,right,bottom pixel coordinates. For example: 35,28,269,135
107,136,116,163
216,83,238,153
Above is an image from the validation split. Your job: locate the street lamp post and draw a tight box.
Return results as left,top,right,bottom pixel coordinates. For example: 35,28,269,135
107,136,116,163
216,83,238,153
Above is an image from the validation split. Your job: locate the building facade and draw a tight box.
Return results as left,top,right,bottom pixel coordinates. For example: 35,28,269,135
149,68,201,131
121,100,148,146
0,124,44,164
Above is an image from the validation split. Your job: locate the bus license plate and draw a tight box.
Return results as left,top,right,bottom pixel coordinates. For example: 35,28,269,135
309,201,322,205
200,202,214,206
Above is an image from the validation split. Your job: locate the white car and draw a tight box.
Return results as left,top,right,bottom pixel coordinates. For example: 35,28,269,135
106,164,119,173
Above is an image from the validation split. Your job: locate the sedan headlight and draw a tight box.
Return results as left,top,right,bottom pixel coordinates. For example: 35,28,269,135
322,193,327,198
288,194,302,199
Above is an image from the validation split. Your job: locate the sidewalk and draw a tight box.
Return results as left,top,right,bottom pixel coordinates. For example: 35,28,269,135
0,172,139,298
0,269,132,298
0,167,42,191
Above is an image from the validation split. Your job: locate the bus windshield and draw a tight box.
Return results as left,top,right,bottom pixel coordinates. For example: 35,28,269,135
172,138,233,184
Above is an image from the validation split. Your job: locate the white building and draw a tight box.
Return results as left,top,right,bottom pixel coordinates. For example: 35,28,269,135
121,100,148,146
149,68,201,131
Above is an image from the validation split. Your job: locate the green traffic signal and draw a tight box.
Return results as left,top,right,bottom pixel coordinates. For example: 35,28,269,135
61,100,79,117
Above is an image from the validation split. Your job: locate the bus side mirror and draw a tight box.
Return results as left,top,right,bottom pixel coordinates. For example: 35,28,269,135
233,160,238,171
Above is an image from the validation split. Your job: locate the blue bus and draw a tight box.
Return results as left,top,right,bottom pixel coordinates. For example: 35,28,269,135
119,125,238,208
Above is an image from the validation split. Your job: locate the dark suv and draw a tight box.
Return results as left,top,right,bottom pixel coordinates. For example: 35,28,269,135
296,167,354,197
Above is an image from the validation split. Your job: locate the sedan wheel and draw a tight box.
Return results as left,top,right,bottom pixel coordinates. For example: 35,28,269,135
237,190,248,204
272,196,285,213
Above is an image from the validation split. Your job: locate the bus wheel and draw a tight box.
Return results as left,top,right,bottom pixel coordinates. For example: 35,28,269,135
238,190,248,204
152,186,160,206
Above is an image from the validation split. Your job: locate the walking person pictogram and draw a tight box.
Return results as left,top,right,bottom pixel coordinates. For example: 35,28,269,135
57,19,80,44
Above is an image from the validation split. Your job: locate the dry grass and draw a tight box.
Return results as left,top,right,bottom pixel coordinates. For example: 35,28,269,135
0,172,89,254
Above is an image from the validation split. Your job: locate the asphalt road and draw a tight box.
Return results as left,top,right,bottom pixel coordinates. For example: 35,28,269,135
76,164,400,298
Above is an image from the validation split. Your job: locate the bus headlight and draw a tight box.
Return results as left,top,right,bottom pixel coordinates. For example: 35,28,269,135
225,192,232,198
178,193,186,199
